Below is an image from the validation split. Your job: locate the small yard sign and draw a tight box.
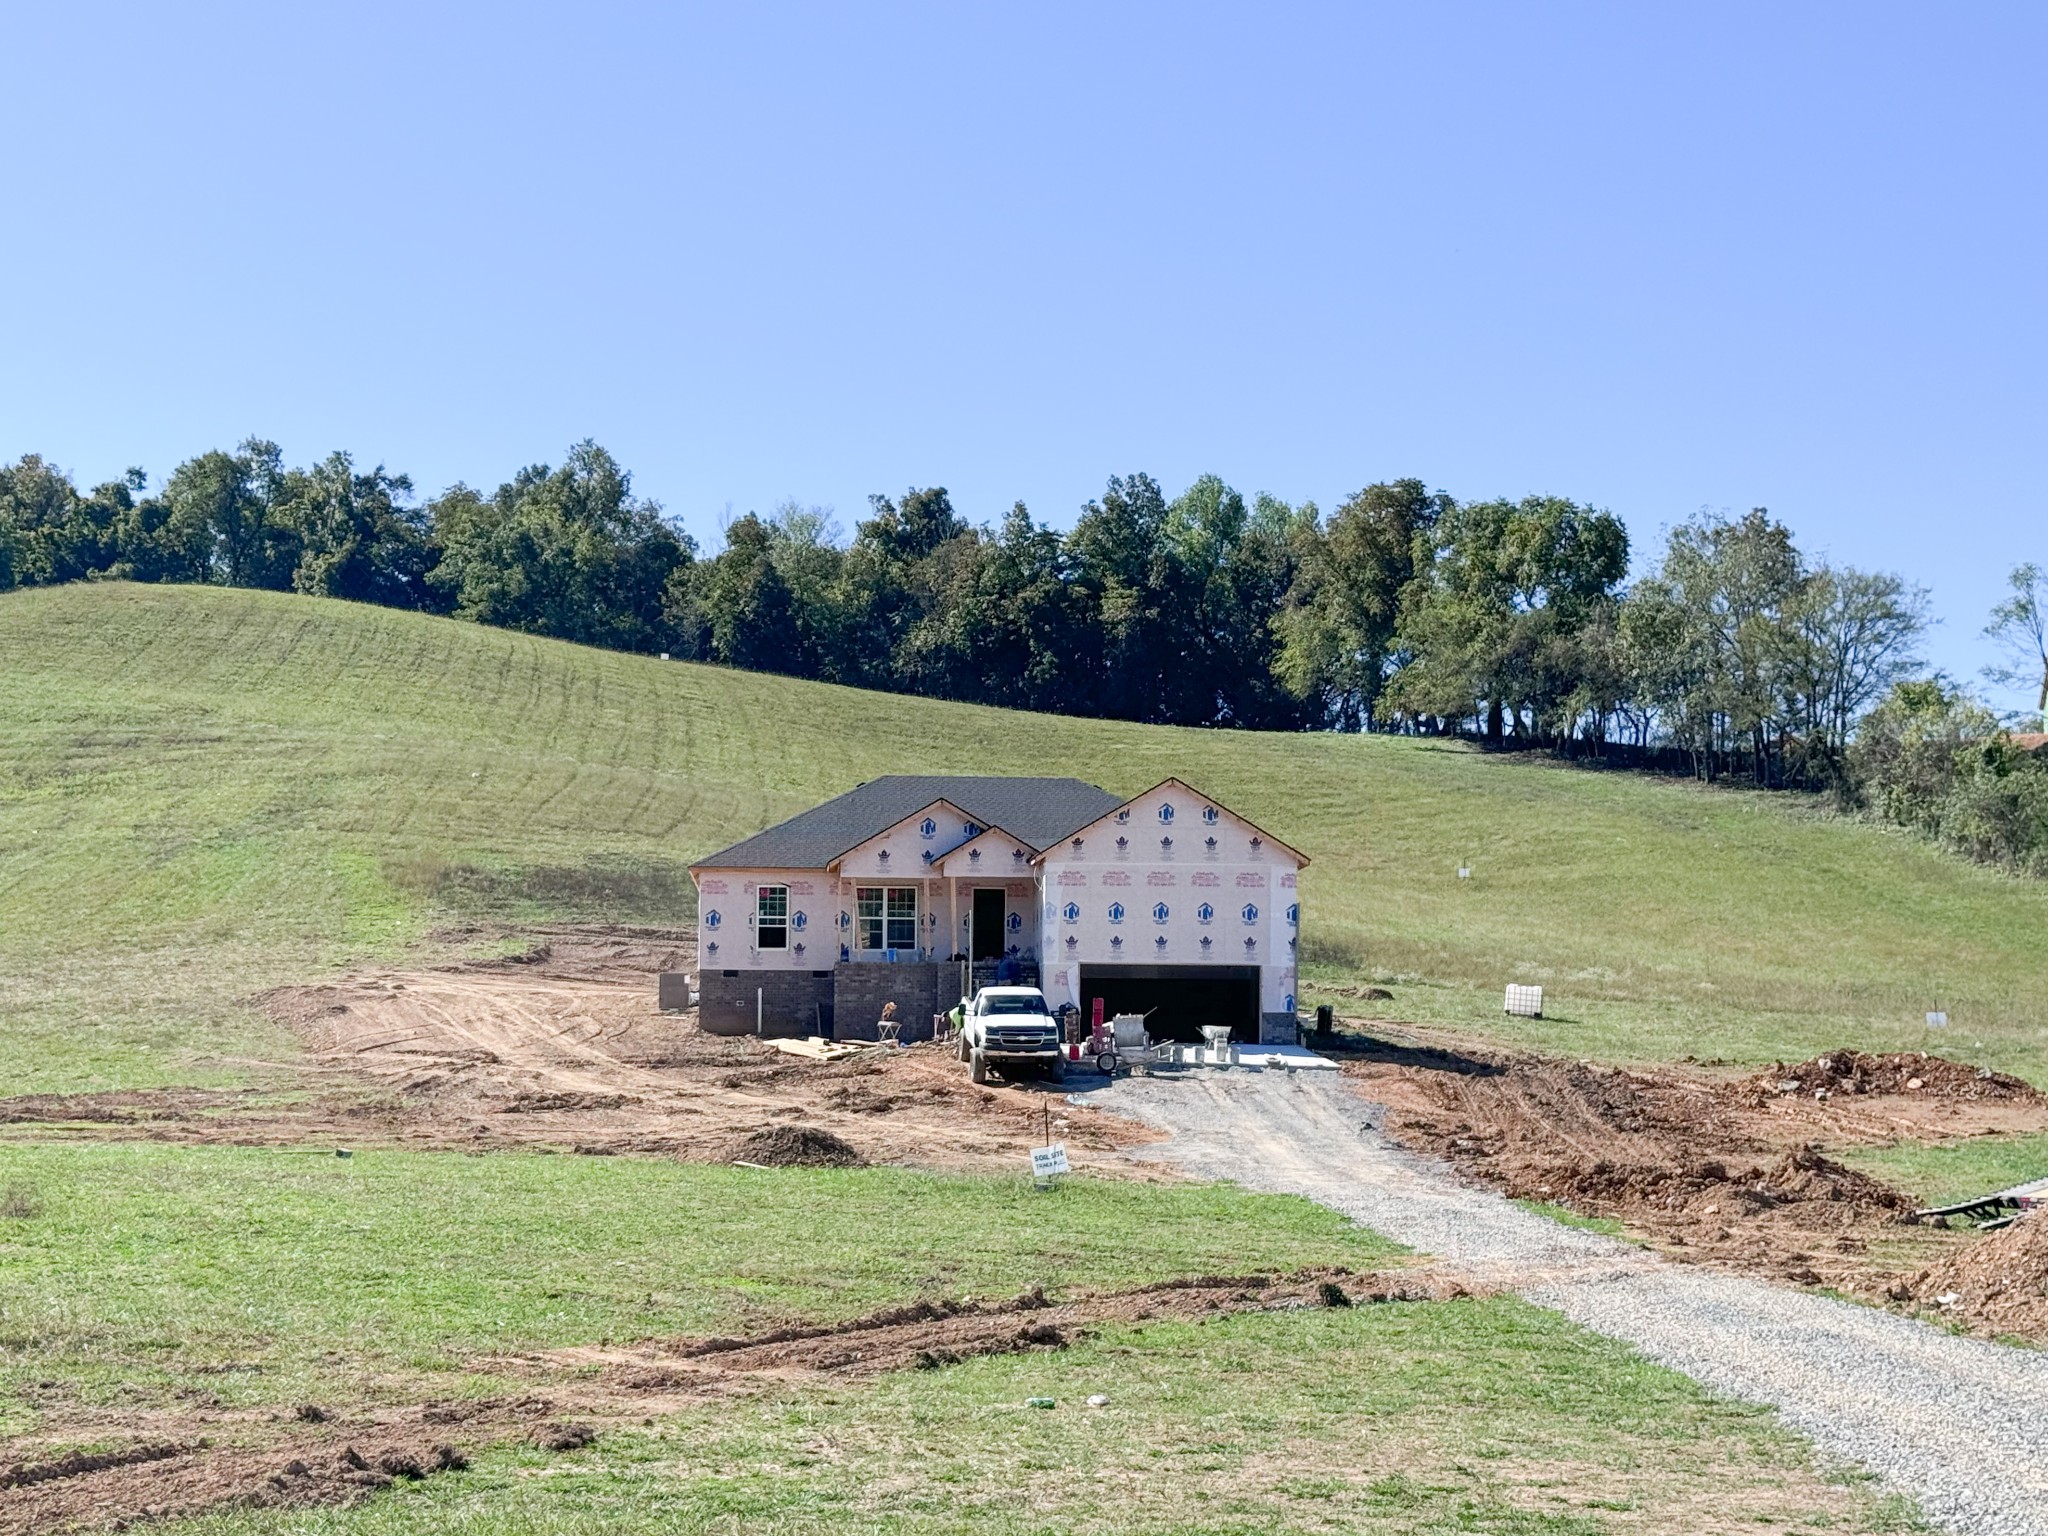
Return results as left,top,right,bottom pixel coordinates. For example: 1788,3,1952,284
1030,1143,1071,1181
1926,1011,1949,1029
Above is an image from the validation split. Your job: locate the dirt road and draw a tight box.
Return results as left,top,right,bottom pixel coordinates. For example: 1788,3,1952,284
1087,1070,2048,1536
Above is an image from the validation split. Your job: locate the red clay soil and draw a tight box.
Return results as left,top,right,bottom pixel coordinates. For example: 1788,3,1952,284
0,1269,1459,1535
1738,1050,2042,1105
1901,1211,2048,1337
1340,1037,2048,1327
0,926,1157,1174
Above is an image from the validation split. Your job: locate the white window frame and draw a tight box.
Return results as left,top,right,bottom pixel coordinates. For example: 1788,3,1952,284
855,886,885,952
755,885,789,949
853,886,918,951
885,886,918,949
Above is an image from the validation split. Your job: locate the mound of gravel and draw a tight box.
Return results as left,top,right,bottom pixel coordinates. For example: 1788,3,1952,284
1748,1050,2041,1103
728,1125,865,1168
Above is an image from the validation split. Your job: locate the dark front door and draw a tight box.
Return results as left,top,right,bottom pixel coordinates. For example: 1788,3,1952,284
972,888,1007,961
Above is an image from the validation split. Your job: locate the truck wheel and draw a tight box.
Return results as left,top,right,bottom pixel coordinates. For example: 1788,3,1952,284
1047,1059,1065,1084
1096,1051,1120,1076
970,1049,989,1086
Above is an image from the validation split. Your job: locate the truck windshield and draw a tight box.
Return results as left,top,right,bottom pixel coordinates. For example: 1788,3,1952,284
984,993,1049,1015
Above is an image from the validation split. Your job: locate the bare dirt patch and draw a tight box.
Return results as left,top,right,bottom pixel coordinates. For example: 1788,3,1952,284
0,1088,252,1127
1338,1033,2048,1331
0,925,1151,1173
1,1269,1451,1534
541,1266,1473,1383
0,1425,472,1536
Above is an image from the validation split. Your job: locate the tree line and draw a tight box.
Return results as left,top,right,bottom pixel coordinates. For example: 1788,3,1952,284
5,438,2045,869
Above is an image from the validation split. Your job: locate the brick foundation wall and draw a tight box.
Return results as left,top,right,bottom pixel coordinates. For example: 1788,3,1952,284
698,968,836,1038
833,961,953,1042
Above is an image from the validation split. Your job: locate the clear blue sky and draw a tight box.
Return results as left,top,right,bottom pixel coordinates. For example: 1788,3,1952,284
5,2,2041,702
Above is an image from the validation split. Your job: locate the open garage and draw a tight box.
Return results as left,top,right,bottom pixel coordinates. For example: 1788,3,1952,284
1077,965,1261,1044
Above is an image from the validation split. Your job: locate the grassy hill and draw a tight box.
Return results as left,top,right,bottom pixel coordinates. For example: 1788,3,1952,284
5,580,2046,1092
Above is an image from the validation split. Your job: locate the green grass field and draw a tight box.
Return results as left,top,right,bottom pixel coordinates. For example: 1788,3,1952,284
0,1140,1395,1433
3,581,2006,1531
1835,1132,2048,1209
159,1303,1921,1536
1,1142,1929,1534
5,581,2047,1093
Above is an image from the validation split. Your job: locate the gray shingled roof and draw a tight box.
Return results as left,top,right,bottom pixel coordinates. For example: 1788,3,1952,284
693,776,1123,870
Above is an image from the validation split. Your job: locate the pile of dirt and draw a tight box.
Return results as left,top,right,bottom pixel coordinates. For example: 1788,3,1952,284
726,1124,866,1167
0,1088,243,1126
1758,1144,1916,1211
589,1267,1475,1382
1511,1145,1911,1224
1346,1042,2048,1317
1744,1051,2041,1104
1,1441,189,1490
0,1428,473,1536
1902,1213,2048,1337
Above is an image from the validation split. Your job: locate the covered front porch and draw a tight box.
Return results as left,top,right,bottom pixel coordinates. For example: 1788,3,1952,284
831,876,1040,960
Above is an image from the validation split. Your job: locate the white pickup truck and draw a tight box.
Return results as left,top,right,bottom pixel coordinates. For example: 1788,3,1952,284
955,985,1064,1085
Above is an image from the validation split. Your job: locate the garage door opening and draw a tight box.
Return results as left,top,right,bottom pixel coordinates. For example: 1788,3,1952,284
1078,965,1260,1044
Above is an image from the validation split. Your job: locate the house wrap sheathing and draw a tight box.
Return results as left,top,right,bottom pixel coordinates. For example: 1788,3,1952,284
688,776,1306,1044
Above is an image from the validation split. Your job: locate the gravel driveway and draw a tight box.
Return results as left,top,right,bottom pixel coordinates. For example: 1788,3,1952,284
1087,1069,2048,1536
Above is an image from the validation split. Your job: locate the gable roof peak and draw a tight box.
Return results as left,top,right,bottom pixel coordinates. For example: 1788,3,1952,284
1032,776,1309,866
691,774,1122,871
